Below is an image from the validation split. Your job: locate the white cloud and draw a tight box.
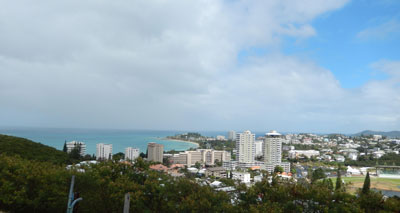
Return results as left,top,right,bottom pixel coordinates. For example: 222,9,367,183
357,19,400,40
4,0,399,133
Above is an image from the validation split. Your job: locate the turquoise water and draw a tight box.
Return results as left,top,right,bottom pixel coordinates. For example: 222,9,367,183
0,128,200,155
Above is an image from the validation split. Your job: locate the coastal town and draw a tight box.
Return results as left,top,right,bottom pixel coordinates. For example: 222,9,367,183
64,130,400,195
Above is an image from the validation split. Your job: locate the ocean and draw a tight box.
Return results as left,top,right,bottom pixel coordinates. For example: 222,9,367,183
0,128,198,155
0,127,270,155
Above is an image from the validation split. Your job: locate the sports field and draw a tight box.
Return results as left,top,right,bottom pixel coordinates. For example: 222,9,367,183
330,176,400,192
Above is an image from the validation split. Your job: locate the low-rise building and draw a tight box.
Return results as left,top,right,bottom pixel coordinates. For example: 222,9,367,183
288,150,320,159
232,171,251,183
205,167,227,178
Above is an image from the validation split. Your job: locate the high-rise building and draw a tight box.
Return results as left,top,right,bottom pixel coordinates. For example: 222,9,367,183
263,130,290,173
263,130,282,164
236,130,255,163
125,147,140,161
228,130,236,141
254,140,263,157
96,143,113,160
147,142,164,163
66,141,86,156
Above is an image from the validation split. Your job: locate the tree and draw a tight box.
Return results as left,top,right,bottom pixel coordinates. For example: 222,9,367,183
63,141,67,152
362,172,370,194
69,145,81,160
139,152,146,158
274,166,284,174
311,168,326,183
194,161,202,169
112,152,125,161
336,167,342,191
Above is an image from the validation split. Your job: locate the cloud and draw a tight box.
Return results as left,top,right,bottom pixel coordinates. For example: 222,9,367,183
3,0,398,133
357,19,400,40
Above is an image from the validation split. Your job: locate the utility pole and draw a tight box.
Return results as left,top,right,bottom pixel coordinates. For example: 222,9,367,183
66,175,83,213
123,193,130,213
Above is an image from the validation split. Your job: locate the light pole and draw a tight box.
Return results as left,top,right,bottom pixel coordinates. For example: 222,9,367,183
66,175,83,213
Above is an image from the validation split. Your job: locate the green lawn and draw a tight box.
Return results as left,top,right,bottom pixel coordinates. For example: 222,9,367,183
330,176,400,192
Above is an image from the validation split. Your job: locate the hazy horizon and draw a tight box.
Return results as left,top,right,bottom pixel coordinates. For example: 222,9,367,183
1,0,399,133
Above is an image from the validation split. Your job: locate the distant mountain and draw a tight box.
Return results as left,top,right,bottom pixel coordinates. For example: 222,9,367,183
0,134,68,164
353,130,400,138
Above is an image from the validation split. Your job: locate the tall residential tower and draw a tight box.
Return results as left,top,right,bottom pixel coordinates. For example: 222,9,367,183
147,142,164,163
96,143,113,160
236,130,255,163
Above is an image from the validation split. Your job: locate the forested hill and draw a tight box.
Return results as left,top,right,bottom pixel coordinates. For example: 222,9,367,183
353,130,400,138
0,134,67,164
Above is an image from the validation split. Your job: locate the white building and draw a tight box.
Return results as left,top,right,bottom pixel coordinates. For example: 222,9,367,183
255,140,263,157
171,149,231,167
228,130,236,141
216,135,226,141
125,147,140,161
288,150,320,159
66,141,86,156
236,130,256,163
96,143,113,160
232,171,251,183
264,130,282,164
262,130,290,174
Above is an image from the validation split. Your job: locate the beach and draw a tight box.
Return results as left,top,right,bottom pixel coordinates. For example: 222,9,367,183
163,138,200,147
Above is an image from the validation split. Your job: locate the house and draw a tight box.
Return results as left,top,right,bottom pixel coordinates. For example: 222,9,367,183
150,164,168,172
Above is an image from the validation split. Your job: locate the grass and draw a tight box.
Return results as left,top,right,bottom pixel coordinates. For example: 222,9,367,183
330,176,400,192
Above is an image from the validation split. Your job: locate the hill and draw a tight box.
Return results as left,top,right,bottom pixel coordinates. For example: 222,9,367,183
0,134,68,164
353,130,400,138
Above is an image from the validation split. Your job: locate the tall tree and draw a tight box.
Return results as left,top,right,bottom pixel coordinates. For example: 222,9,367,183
311,168,326,183
362,171,370,194
63,141,67,152
274,165,284,174
336,167,342,191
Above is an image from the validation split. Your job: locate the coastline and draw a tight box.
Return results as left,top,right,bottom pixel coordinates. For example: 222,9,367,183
162,138,200,147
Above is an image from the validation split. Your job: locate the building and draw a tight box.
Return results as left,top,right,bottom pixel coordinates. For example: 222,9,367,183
205,167,227,178
263,130,282,164
216,135,226,140
96,143,113,160
147,142,164,163
255,140,263,157
232,171,251,183
66,141,86,156
171,149,231,167
263,130,290,173
288,150,320,159
228,130,236,141
125,147,140,161
236,130,256,163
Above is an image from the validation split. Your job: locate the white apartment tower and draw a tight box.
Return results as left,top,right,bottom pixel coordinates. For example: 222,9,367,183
147,142,164,163
263,130,282,164
66,141,86,156
96,143,113,160
125,147,140,161
228,130,236,141
236,130,256,163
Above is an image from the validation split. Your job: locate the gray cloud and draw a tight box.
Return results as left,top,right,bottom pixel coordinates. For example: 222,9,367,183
2,0,399,133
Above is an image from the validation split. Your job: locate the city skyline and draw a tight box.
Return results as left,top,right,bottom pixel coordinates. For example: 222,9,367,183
1,0,399,133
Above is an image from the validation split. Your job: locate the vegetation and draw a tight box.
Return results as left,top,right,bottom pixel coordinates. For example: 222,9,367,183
0,134,68,164
1,154,400,212
2,135,400,212
346,153,400,167
362,172,371,194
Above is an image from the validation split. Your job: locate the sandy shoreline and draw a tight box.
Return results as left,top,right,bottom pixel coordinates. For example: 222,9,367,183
162,138,199,147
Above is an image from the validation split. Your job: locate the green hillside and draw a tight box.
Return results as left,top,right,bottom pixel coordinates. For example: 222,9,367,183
0,134,68,164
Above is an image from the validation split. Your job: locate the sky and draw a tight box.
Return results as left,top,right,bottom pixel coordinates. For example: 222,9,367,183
0,0,399,134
